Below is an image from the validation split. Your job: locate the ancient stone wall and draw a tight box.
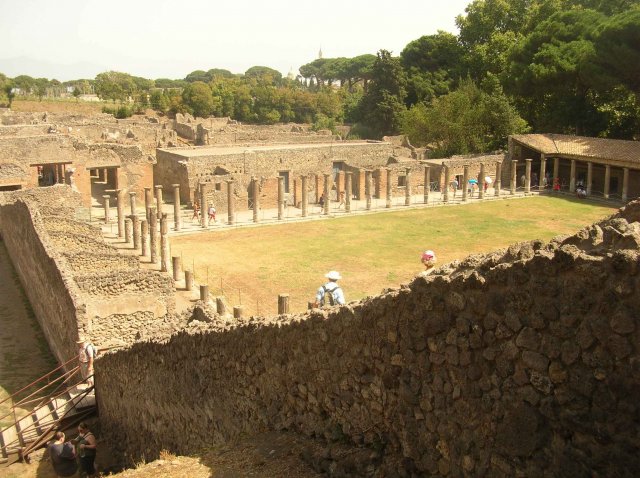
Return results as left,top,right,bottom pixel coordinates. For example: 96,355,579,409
96,204,640,476
0,187,180,361
0,196,86,364
0,135,154,206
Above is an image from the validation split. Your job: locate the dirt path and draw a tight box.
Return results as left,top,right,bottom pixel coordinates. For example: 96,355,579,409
0,240,58,429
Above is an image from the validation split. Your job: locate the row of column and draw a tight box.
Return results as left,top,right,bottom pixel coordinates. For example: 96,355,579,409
535,156,629,201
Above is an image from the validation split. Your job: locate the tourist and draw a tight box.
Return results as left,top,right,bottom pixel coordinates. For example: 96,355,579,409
450,178,458,198
208,205,216,224
520,173,526,188
420,250,437,276
73,422,97,478
532,172,538,189
319,194,324,207
338,191,345,208
314,271,345,307
77,338,97,386
553,177,561,193
47,431,78,477
191,201,200,222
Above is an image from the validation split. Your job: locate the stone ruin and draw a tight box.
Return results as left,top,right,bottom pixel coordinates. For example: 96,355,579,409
0,180,638,476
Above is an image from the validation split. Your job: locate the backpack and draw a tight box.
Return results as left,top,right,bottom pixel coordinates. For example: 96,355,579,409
321,285,340,306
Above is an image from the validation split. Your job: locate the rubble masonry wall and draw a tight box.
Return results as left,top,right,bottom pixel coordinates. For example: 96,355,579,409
96,204,640,476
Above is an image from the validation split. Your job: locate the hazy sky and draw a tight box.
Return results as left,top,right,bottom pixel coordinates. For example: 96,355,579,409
0,0,472,81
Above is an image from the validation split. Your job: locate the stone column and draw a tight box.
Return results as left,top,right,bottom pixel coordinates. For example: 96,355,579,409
462,165,469,202
569,160,576,193
144,187,153,222
622,167,629,202
404,168,411,206
172,184,181,231
604,165,611,199
252,176,260,223
525,159,532,194
314,174,320,203
200,183,208,228
155,185,163,219
160,213,170,272
140,219,148,257
129,191,137,216
102,168,108,184
385,169,392,208
587,162,593,195
184,271,194,291
102,195,111,223
278,294,289,314
443,166,450,203
131,214,140,250
301,175,308,217
365,170,372,210
479,163,486,199
539,155,546,191
233,306,243,319
423,166,430,203
277,176,284,220
345,172,353,212
116,189,125,237
553,157,560,181
124,218,132,244
200,285,209,302
149,207,158,264
510,160,518,195
226,180,235,225
172,256,182,281
216,297,226,315
323,173,331,215
495,162,502,197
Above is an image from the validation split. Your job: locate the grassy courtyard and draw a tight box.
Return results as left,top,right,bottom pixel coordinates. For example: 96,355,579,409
170,196,618,315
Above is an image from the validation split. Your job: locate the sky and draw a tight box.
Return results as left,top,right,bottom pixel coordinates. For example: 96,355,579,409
0,0,472,82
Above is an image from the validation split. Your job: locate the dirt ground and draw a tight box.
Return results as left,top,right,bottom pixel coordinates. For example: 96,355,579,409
5,430,325,478
0,241,58,430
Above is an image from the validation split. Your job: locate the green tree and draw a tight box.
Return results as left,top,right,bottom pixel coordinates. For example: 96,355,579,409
402,77,528,157
72,87,81,101
244,66,283,85
34,78,49,101
401,31,464,104
182,81,213,117
358,50,407,137
95,71,137,102
506,9,606,134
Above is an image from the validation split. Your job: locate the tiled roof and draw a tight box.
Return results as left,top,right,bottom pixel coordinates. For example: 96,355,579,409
511,134,640,163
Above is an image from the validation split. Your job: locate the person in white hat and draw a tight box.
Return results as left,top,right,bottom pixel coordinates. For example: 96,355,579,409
314,271,345,307
420,250,437,276
77,337,97,386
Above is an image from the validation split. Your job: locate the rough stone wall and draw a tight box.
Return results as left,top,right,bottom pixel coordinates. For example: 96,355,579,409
0,135,154,206
0,187,180,363
0,196,86,364
97,204,640,476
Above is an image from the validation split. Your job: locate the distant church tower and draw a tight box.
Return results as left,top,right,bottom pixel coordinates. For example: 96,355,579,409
318,47,323,59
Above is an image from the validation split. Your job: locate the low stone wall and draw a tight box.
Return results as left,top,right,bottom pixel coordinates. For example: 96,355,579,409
63,253,140,274
96,203,640,476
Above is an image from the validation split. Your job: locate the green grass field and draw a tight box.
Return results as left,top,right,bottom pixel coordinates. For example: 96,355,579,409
171,196,618,315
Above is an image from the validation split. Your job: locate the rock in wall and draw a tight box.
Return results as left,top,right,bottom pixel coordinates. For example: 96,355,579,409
96,202,640,476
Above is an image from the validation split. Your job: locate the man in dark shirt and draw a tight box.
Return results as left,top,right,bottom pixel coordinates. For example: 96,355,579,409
47,431,78,477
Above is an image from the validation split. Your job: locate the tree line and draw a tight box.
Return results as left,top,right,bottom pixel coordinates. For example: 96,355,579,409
1,0,638,157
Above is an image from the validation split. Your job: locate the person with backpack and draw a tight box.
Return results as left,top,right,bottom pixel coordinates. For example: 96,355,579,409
314,271,345,307
77,337,97,386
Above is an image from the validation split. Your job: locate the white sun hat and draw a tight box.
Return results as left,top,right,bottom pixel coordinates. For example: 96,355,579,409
325,271,342,280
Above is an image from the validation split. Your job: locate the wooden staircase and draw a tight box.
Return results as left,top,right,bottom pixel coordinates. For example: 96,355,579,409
0,357,96,466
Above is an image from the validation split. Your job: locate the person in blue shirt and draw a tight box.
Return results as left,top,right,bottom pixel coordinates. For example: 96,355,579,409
315,271,345,307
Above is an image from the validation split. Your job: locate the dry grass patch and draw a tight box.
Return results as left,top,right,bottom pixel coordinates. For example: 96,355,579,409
171,196,617,315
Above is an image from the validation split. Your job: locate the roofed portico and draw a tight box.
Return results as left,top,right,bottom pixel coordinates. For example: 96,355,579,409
508,134,640,201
